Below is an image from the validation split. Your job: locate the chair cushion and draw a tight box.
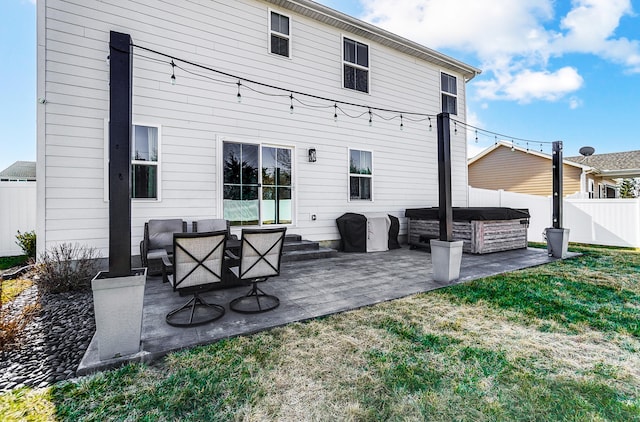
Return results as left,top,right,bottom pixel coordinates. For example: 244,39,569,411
195,219,228,233
147,248,169,260
148,219,184,250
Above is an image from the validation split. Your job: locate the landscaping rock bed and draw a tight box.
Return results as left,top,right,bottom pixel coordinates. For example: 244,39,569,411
0,283,95,392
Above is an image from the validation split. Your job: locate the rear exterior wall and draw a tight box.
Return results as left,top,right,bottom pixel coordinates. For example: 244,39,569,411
37,0,470,257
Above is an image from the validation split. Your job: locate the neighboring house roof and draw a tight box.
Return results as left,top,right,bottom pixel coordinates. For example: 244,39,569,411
0,161,36,181
565,150,640,178
468,141,590,170
265,0,482,81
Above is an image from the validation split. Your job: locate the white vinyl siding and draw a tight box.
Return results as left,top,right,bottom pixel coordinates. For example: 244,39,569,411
39,0,470,255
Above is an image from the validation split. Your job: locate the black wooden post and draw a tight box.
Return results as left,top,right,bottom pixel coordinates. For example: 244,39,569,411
437,112,453,241
552,141,563,229
108,31,133,277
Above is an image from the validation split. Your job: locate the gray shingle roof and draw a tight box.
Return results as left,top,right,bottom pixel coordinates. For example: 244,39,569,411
565,150,640,171
0,161,36,180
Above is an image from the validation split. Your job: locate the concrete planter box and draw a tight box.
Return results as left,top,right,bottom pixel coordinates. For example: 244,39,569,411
545,228,570,258
91,268,146,361
430,240,463,283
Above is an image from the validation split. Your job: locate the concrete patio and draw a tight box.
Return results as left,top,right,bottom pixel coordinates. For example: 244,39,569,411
78,246,570,375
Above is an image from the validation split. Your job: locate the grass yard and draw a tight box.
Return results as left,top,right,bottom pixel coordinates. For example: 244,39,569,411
0,256,28,271
1,244,639,421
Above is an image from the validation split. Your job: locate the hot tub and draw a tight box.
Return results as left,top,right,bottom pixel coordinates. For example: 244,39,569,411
404,207,530,254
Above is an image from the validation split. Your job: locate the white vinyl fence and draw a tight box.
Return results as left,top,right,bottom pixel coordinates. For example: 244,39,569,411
469,187,640,248
0,182,37,257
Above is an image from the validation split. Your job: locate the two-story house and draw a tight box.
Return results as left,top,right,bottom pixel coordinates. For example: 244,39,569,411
37,0,480,259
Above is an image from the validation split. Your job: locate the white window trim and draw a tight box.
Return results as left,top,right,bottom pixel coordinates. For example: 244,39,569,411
347,147,374,202
268,8,292,59
341,35,370,94
217,135,297,227
440,71,458,115
103,120,162,202
132,123,162,202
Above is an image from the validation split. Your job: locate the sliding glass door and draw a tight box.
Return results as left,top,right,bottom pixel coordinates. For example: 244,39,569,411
223,142,292,226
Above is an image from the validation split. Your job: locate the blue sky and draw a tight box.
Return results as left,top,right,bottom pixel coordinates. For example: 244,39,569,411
1,0,639,171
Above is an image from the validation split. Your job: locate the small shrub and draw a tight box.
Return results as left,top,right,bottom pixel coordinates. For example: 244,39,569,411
34,243,100,294
0,302,40,353
15,230,37,259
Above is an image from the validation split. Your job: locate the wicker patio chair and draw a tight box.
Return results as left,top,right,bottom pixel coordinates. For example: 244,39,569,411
140,219,187,276
228,227,287,314
162,230,227,327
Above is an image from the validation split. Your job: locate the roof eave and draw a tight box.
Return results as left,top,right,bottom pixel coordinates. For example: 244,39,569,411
469,141,592,170
600,169,640,178
264,0,481,81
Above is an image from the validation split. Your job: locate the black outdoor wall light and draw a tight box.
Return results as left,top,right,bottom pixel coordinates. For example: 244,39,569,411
308,148,317,162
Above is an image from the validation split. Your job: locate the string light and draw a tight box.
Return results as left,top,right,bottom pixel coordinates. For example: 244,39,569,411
454,121,458,135
511,140,515,152
132,43,559,144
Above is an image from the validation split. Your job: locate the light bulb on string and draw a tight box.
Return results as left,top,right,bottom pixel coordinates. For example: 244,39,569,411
400,114,404,131
428,117,432,131
475,129,478,143
511,140,515,152
170,60,176,85
454,121,457,135
333,103,338,122
236,80,242,103
289,93,294,114
368,108,372,127
526,142,529,153
494,135,498,145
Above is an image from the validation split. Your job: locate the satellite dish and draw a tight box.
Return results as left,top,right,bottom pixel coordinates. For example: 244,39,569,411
579,146,595,157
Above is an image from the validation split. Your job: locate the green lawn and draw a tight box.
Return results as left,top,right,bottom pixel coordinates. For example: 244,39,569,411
1,244,639,421
0,256,28,271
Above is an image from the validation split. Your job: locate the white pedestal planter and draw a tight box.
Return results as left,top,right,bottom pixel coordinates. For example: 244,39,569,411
430,240,464,283
545,228,570,258
91,268,146,361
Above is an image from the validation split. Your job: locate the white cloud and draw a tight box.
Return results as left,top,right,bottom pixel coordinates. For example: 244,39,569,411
465,111,487,158
475,66,584,103
362,0,554,57
357,0,640,102
550,0,640,71
568,96,583,110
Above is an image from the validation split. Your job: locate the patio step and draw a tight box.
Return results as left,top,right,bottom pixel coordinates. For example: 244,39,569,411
282,235,337,262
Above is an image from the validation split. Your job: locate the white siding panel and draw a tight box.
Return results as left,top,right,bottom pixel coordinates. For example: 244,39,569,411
42,0,472,254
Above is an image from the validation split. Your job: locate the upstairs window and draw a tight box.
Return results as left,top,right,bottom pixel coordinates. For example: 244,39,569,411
343,38,369,93
441,72,457,115
349,149,372,200
270,11,290,58
132,125,159,199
